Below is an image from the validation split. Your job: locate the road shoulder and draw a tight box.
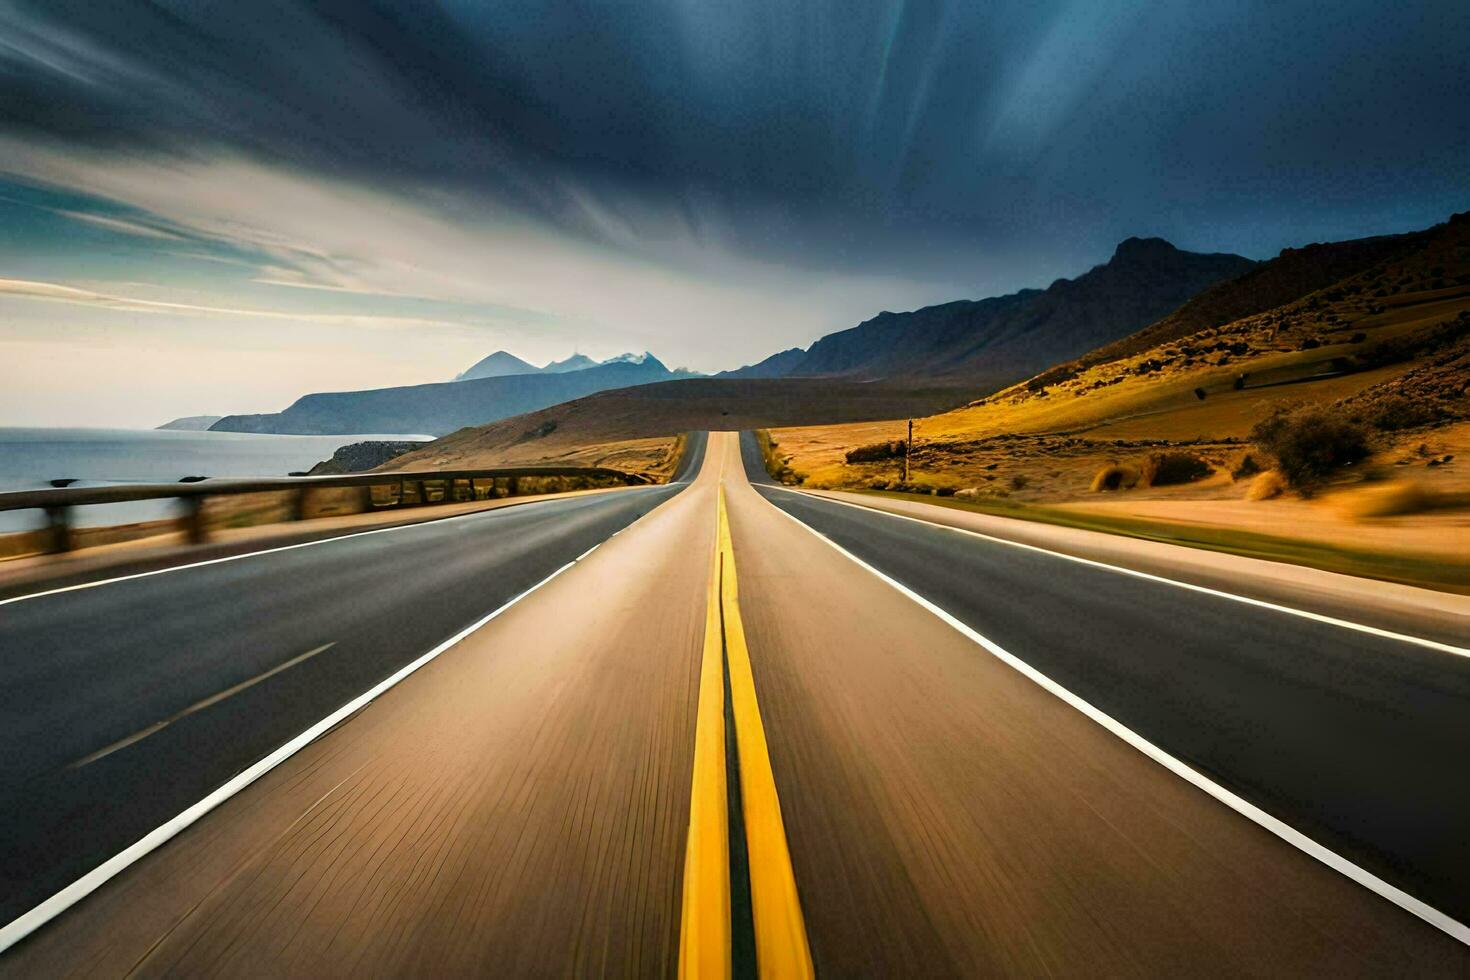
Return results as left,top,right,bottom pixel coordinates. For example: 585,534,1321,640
799,487,1469,648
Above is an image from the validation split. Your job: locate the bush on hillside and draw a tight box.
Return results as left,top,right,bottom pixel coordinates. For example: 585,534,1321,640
1231,454,1262,480
1246,470,1287,500
1250,404,1372,489
845,440,907,464
1090,462,1141,492
1139,452,1213,487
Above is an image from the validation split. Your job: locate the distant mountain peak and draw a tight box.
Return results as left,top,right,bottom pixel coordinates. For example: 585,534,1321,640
455,349,680,383
541,353,599,373
1110,236,1184,262
721,239,1252,386
213,351,686,435
456,350,539,382
602,351,655,366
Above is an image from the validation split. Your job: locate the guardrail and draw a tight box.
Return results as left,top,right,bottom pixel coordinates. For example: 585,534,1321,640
0,466,652,554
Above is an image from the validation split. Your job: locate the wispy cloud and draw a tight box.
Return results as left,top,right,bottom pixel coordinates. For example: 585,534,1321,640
53,208,187,240
0,277,468,331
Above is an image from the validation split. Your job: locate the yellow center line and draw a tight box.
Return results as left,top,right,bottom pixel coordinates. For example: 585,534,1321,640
679,490,732,977
719,484,814,979
680,472,813,979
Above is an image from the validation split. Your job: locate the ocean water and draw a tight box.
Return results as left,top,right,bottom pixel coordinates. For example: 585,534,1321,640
0,428,431,531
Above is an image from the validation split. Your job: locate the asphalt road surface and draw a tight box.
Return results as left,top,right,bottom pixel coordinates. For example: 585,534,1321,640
2,430,1467,975
0,432,705,930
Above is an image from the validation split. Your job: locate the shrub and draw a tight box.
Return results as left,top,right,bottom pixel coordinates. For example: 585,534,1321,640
845,440,906,464
1250,404,1372,488
1090,463,1141,492
1009,474,1030,490
1246,470,1287,500
1231,454,1261,480
1140,452,1212,487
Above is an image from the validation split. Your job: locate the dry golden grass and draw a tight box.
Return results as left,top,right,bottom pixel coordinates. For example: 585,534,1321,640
386,433,684,481
1246,470,1288,501
1334,480,1433,519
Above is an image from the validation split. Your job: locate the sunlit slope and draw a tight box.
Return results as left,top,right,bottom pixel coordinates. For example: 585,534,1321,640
785,212,1468,451
940,215,1468,436
381,377,970,475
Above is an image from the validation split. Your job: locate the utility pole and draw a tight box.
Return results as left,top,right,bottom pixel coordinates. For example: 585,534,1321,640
903,418,912,483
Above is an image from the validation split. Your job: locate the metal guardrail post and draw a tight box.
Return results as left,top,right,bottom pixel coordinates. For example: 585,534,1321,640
44,504,72,554
180,496,209,544
290,487,309,522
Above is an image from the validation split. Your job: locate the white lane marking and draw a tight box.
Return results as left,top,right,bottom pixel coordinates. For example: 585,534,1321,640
68,642,338,769
0,548,597,954
0,486,661,608
762,496,1470,946
773,488,1468,657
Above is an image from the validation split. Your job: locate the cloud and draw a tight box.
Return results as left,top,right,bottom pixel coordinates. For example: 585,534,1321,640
0,0,1466,427
0,276,467,331
53,209,187,240
0,143,956,371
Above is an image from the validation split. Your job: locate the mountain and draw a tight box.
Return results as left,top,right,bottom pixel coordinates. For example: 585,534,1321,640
541,353,599,373
454,350,664,381
455,350,540,381
716,347,807,379
156,415,223,431
1027,231,1419,388
723,238,1254,396
212,356,687,436
949,210,1470,428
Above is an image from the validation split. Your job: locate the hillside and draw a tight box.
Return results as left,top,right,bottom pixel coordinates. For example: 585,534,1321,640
953,211,1470,435
156,415,223,431
212,357,688,436
382,378,971,471
724,238,1253,393
765,211,1470,574
717,347,806,379
1026,231,1419,390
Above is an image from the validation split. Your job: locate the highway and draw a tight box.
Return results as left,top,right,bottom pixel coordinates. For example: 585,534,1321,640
0,433,705,933
2,430,1468,974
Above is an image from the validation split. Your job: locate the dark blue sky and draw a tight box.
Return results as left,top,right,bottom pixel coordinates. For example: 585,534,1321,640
1,0,1467,424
